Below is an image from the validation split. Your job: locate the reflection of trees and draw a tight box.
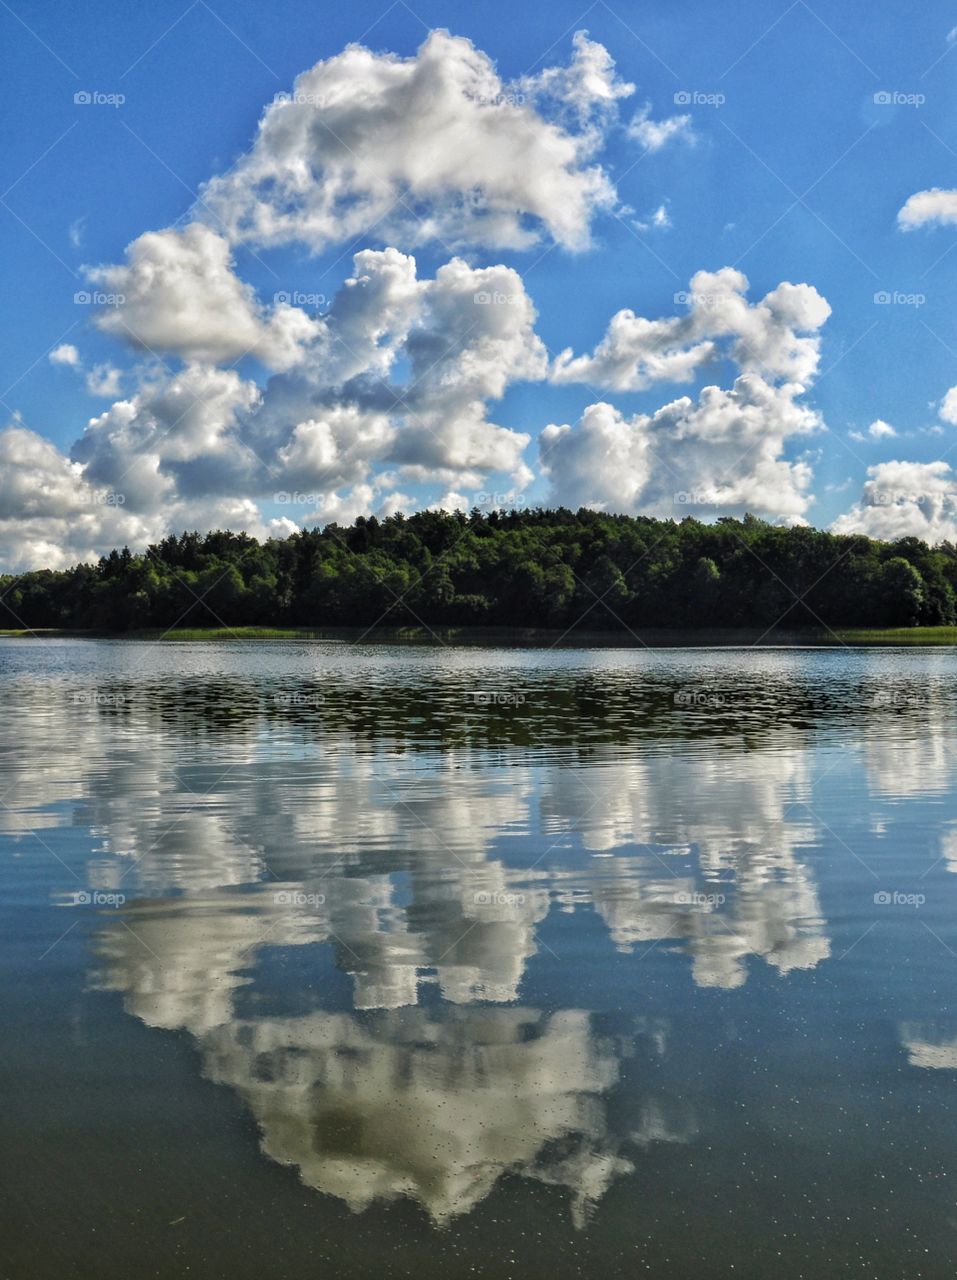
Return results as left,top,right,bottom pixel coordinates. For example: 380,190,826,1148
7,671,835,995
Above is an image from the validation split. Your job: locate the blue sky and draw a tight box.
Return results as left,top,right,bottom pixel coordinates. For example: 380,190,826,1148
3,0,957,566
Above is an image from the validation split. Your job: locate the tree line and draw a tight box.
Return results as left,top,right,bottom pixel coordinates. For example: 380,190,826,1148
1,508,954,633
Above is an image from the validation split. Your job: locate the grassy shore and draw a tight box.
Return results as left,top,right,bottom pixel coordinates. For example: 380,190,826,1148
830,626,957,645
4,624,957,645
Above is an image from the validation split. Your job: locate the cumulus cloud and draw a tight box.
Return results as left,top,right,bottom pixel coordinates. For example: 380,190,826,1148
550,268,830,391
0,423,155,572
248,249,545,500
831,460,957,543
898,188,957,230
28,249,542,564
49,343,80,367
540,374,820,520
541,269,829,519
199,30,637,253
2,31,850,568
89,224,321,369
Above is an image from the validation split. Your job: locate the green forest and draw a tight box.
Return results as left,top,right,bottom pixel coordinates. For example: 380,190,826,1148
1,508,954,634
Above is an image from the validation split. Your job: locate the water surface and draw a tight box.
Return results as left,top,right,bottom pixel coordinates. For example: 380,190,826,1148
2,640,956,1278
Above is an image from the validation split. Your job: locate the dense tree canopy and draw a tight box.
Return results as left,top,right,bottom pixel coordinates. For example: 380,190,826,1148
2,508,956,633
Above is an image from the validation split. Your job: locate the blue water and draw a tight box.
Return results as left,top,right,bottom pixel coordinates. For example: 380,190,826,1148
2,640,956,1277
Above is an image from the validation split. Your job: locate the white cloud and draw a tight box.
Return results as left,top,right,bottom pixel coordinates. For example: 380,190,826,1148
0,424,157,572
542,269,829,519
85,364,123,398
627,105,693,151
898,188,957,230
72,365,264,513
540,374,821,519
832,460,957,543
199,30,632,254
49,343,80,367
551,267,830,392
89,224,321,369
520,30,635,118
939,386,957,424
867,419,897,439
9,249,543,566
633,203,672,232
849,418,897,442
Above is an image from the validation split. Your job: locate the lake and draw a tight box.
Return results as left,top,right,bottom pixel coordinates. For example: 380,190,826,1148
2,639,956,1278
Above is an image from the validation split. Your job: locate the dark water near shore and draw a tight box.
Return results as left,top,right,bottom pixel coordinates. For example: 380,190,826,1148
2,639,957,1278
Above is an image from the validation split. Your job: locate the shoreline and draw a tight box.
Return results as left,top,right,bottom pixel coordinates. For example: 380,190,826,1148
2,624,957,646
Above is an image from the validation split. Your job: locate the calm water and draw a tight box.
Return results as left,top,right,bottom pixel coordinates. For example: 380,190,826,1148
2,640,957,1278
